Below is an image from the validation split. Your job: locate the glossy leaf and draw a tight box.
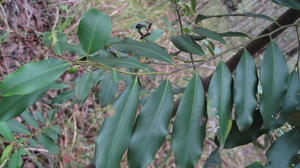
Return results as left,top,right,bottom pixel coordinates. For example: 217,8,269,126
272,0,300,10
98,71,119,106
8,149,23,168
259,41,289,129
128,80,173,168
234,50,258,131
0,59,69,96
0,121,15,142
267,127,300,168
193,27,226,44
207,62,233,147
171,35,204,56
38,134,60,155
111,38,174,64
78,9,112,54
203,148,221,168
95,78,139,168
75,71,94,103
90,56,153,72
172,74,207,167
195,13,275,24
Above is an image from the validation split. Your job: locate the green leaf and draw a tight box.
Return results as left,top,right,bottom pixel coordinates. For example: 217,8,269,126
259,41,289,130
45,126,60,141
98,71,119,106
43,32,68,55
207,62,233,147
128,80,173,168
171,35,204,56
52,90,75,104
191,0,197,11
146,29,164,42
203,148,221,168
0,144,13,163
234,50,258,131
90,56,153,72
267,127,300,168
195,13,275,24
193,27,226,44
95,78,139,168
0,121,15,142
272,0,300,10
75,71,94,103
219,31,249,38
172,74,207,167
6,120,30,135
222,110,266,149
0,59,69,96
246,162,268,168
38,134,60,155
111,38,174,64
78,8,112,54
8,149,23,168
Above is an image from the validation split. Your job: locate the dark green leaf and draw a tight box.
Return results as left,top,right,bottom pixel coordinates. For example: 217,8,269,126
6,120,30,135
172,74,207,167
43,32,68,55
95,78,139,168
0,59,69,96
98,71,119,106
8,149,23,168
193,27,226,44
75,71,94,103
207,62,233,147
219,31,249,38
171,35,204,56
203,148,222,168
260,41,289,130
38,134,60,155
146,29,164,42
35,111,46,124
246,162,267,168
128,80,173,168
52,90,75,104
272,0,300,10
21,110,39,128
78,8,112,54
65,44,86,55
45,126,60,141
234,50,258,131
111,38,174,64
267,127,300,168
191,0,197,11
90,56,153,72
0,121,15,142
195,13,275,24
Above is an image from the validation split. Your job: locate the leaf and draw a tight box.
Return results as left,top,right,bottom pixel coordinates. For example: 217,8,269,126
52,90,75,104
43,32,68,55
193,27,226,44
98,71,119,106
75,71,94,103
219,32,249,38
6,120,30,135
128,80,173,168
8,149,23,168
111,38,174,64
38,134,60,155
172,74,207,167
171,35,204,56
90,55,153,72
267,127,300,168
222,110,266,149
0,59,69,96
0,144,13,163
95,78,139,168
259,41,289,130
0,121,15,142
234,50,258,131
207,62,233,147
146,29,164,42
203,148,222,168
45,126,60,141
195,13,275,24
78,8,112,54
272,0,300,11
191,0,197,11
